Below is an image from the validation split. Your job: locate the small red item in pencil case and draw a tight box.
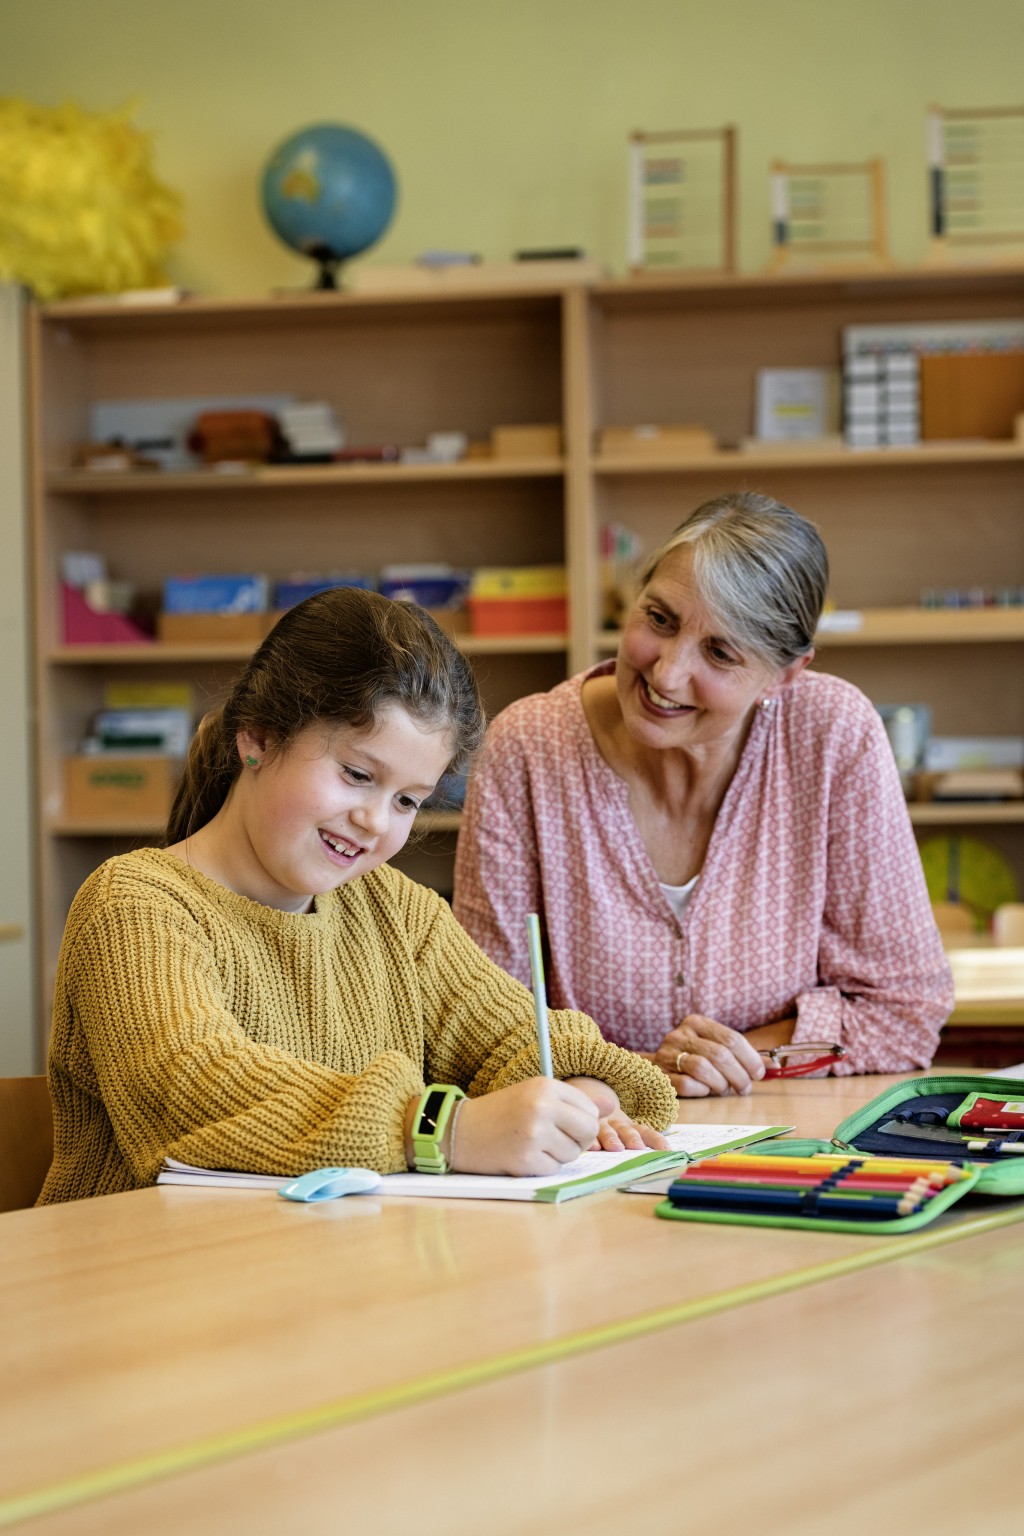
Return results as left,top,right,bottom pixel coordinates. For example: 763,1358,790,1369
760,1042,847,1079
955,1095,1024,1131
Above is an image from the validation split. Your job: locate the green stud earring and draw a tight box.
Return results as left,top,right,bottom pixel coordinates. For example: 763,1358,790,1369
245,755,259,768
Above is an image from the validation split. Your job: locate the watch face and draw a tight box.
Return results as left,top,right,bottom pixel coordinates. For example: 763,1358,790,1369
419,1089,447,1132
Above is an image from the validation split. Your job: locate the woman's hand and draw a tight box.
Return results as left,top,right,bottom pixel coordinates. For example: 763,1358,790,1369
650,1014,767,1098
447,1078,602,1176
564,1076,670,1152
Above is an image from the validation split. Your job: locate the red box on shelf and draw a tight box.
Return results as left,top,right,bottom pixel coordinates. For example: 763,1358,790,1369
62,585,152,645
467,596,568,636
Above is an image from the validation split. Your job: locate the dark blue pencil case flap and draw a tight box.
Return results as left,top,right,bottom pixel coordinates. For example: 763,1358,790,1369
829,1073,1024,1196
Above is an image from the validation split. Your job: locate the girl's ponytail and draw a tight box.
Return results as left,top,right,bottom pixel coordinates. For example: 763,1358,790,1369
164,707,238,846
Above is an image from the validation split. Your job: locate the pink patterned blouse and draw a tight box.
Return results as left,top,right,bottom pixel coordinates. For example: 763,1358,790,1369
453,663,953,1073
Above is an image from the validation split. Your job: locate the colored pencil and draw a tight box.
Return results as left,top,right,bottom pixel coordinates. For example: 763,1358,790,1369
704,1153,967,1180
666,1184,927,1217
525,912,553,1078
671,1169,934,1196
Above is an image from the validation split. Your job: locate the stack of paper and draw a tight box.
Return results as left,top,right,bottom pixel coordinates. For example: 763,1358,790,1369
157,1122,791,1204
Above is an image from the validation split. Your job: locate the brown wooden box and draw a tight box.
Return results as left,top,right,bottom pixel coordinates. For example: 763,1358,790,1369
920,352,1024,440
491,424,563,458
63,756,180,823
598,424,717,457
157,612,270,644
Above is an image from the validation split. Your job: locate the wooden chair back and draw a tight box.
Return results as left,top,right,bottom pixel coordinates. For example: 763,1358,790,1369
0,1076,54,1212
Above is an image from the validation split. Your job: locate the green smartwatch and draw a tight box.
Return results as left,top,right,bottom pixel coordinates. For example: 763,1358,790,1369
411,1084,466,1174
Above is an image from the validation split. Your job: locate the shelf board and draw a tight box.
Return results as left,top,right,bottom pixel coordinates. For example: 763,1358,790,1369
596,608,1024,653
49,818,165,838
593,442,1024,476
909,802,1024,825
590,263,1024,313
815,608,1024,645
38,287,567,330
38,265,1024,330
417,810,463,833
45,802,1024,838
46,458,565,494
48,808,464,839
48,633,568,665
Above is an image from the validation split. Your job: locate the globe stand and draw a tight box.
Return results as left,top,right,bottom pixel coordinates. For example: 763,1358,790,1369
307,244,344,291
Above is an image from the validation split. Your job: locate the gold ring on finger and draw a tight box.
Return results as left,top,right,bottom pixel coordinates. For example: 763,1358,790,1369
675,1051,687,1072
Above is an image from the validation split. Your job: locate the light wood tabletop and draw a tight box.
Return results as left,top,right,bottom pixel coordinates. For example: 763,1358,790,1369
3,1072,1021,1530
26,1217,1024,1536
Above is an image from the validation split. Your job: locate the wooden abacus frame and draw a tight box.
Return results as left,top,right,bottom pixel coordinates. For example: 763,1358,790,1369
768,156,889,272
628,126,737,276
928,104,1024,256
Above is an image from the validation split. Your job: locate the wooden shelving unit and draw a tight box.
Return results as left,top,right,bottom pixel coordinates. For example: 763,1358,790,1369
27,265,1024,1041
28,285,586,1034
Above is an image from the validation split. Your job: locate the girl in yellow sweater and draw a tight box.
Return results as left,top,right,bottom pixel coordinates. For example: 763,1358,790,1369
41,588,674,1201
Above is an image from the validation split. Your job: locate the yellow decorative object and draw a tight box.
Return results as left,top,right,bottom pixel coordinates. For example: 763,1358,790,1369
0,98,183,299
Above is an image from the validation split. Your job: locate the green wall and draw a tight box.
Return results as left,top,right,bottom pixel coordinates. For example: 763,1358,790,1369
1,0,1022,294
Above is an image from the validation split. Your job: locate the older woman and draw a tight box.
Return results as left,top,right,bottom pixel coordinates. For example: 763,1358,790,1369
453,492,953,1097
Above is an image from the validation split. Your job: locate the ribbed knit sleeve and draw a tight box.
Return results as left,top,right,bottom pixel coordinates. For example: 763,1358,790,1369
382,874,677,1132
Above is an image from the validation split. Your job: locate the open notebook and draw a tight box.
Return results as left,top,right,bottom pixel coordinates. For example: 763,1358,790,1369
156,1121,792,1204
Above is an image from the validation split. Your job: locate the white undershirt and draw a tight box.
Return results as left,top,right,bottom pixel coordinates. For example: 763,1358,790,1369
658,874,699,923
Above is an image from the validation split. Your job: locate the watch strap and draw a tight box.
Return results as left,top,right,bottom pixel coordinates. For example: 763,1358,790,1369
412,1084,466,1174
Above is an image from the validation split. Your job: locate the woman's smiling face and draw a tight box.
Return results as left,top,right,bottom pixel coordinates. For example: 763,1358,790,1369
616,545,792,755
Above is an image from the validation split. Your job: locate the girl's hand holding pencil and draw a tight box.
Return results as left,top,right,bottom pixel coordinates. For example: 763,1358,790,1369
448,1079,603,1176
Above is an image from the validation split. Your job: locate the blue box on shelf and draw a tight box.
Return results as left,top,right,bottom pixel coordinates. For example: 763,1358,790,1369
163,574,269,615
378,564,470,611
273,574,376,610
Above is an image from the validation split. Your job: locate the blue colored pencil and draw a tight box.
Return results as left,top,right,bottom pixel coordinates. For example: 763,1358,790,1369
667,1183,926,1218
526,912,553,1078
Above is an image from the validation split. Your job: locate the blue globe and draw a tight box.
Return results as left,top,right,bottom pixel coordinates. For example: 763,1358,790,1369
261,123,398,288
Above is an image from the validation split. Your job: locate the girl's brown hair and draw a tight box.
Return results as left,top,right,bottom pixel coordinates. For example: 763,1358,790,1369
165,587,483,845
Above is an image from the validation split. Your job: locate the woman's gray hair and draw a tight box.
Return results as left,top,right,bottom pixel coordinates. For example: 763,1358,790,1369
638,492,828,667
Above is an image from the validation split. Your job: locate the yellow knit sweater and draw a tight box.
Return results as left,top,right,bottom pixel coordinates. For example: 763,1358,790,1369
40,849,676,1202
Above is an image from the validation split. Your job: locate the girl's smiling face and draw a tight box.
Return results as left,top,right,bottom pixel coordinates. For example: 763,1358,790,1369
229,705,453,912
616,546,801,755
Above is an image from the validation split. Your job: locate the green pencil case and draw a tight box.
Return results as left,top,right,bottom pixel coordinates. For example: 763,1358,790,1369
655,1074,1024,1234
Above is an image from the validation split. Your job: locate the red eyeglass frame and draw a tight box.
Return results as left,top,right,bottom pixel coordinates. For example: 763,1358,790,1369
759,1042,847,1078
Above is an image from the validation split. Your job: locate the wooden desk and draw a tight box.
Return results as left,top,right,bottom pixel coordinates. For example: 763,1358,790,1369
29,1220,1024,1535
3,1075,1021,1530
